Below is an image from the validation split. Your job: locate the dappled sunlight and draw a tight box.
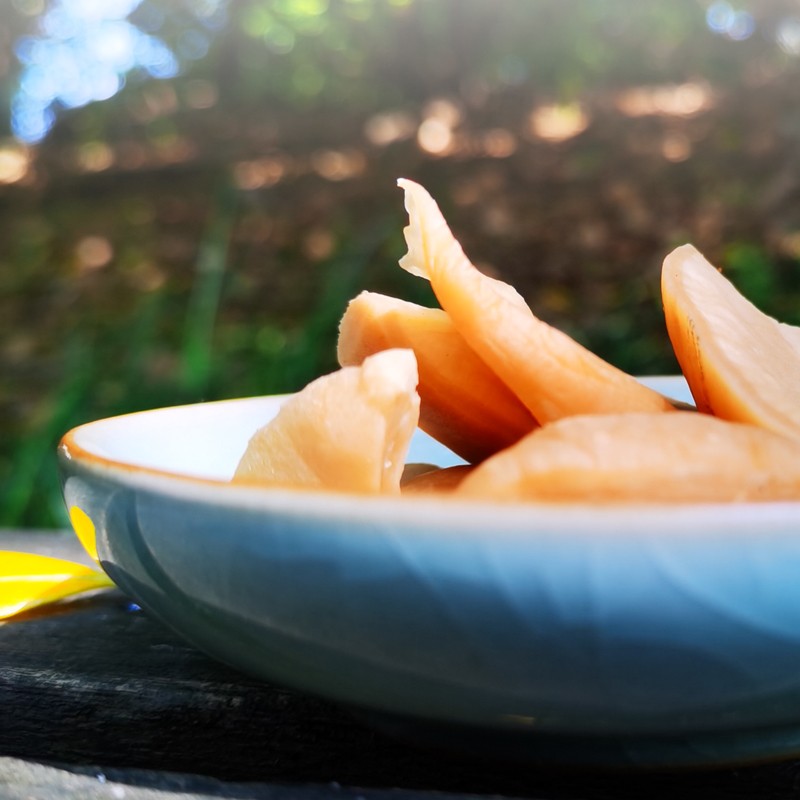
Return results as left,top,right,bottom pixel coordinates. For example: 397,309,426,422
302,228,335,261
528,103,590,142
75,141,115,172
233,156,289,190
75,236,114,272
480,129,517,159
0,144,32,184
778,232,800,260
417,118,453,155
661,131,693,163
311,148,366,181
128,260,167,292
416,98,462,156
126,82,179,122
151,134,197,164
615,82,714,118
776,16,800,55
364,111,415,147
183,78,219,110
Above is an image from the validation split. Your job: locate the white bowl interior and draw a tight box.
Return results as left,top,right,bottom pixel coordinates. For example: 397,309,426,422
70,395,469,481
69,376,693,480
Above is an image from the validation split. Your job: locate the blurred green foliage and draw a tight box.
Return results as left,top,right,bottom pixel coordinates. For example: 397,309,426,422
1,0,800,528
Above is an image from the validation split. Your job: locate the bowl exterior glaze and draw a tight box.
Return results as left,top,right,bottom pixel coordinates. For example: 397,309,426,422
57,382,800,765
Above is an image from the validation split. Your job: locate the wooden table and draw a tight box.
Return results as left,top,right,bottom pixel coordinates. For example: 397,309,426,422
3,529,800,800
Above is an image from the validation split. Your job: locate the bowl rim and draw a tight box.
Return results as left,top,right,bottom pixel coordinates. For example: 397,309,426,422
58,390,800,538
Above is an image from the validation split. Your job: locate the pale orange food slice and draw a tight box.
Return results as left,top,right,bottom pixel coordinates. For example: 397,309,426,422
233,349,420,494
662,244,800,440
458,412,800,503
338,291,537,462
401,464,474,494
397,179,673,423
780,322,800,356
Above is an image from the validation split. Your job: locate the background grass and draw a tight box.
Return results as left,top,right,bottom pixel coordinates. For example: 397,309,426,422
1,0,800,528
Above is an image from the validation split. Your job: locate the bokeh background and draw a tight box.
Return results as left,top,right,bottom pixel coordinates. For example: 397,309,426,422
2,0,800,528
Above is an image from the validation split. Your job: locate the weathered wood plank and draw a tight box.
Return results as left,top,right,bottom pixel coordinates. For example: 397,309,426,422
3,531,800,800
0,757,501,800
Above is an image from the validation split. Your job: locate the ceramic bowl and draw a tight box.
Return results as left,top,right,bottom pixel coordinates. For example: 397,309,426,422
58,377,800,767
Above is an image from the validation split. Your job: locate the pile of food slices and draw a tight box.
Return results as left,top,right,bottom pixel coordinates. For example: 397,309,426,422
232,179,800,503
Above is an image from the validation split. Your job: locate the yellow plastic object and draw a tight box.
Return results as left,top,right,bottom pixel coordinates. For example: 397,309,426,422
0,551,114,620
69,505,100,563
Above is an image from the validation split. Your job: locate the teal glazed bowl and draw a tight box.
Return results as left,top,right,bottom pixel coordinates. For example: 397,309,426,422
58,377,800,768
